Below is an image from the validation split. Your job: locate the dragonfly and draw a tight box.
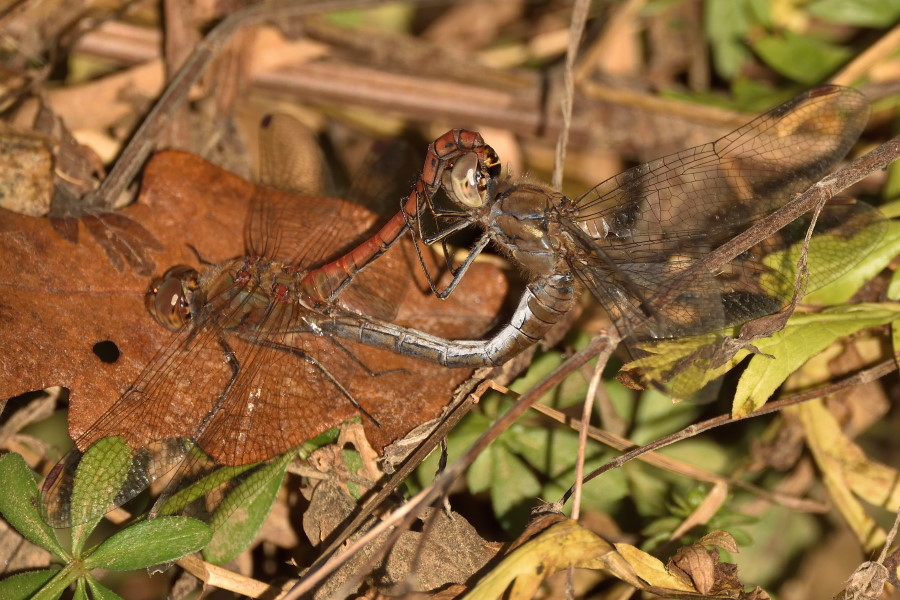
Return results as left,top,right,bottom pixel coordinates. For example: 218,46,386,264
41,85,880,526
319,86,884,382
39,120,501,528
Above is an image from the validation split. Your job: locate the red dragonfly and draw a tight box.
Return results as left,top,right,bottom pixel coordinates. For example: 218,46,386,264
40,120,501,528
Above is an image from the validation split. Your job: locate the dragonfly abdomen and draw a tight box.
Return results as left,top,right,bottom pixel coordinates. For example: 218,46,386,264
324,272,577,368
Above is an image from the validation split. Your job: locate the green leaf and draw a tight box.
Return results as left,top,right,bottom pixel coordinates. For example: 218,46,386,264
85,575,125,600
489,443,541,528
520,428,630,515
157,432,333,519
0,568,61,600
27,563,81,600
419,410,491,492
879,200,900,220
154,462,256,517
884,158,900,204
467,437,495,496
627,333,748,400
752,31,852,84
704,0,755,79
628,387,703,445
73,578,88,600
325,3,414,32
804,220,900,305
70,437,133,555
84,517,211,571
0,453,68,558
203,452,293,565
808,0,900,27
733,304,900,416
730,78,798,112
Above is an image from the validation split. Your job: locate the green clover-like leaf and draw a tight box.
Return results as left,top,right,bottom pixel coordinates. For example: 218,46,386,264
203,451,293,565
0,453,68,558
84,517,211,571
70,436,133,555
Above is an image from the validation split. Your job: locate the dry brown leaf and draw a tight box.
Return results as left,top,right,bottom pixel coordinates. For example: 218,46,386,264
618,530,764,599
0,149,507,459
304,481,495,598
616,542,698,594
834,561,890,600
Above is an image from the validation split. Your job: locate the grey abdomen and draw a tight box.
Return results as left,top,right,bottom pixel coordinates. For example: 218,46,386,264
325,272,577,368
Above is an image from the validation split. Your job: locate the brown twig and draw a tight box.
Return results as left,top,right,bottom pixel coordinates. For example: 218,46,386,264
660,135,900,310
304,372,490,569
283,331,619,599
88,0,390,211
831,21,900,87
564,356,899,504
551,0,590,191
531,402,829,513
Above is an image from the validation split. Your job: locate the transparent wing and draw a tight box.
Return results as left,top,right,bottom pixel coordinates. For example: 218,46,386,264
41,262,414,527
245,114,407,317
42,271,254,527
574,86,869,246
245,113,371,266
567,201,883,342
563,86,877,340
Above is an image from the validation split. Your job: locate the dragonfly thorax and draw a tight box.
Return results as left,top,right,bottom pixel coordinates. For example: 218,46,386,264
489,183,570,278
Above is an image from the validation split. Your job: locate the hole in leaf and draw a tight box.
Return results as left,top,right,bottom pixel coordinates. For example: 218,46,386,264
92,340,120,364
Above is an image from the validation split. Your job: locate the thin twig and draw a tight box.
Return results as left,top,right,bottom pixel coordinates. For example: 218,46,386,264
831,21,900,87
551,0,590,191
283,332,619,599
303,374,489,577
878,506,900,564
531,402,829,513
89,0,391,211
571,358,604,521
669,135,900,295
562,356,899,504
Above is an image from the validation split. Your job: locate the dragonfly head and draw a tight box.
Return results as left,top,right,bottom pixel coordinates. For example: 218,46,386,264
442,146,501,210
146,265,200,331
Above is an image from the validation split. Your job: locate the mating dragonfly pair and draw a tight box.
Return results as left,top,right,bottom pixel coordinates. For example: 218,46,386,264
42,85,884,527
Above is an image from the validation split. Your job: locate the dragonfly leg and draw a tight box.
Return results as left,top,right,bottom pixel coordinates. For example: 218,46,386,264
432,232,492,300
186,243,217,267
252,339,382,428
326,335,407,378
195,336,242,434
404,206,491,299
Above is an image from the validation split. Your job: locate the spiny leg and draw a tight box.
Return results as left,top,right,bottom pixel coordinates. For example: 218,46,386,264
251,339,382,428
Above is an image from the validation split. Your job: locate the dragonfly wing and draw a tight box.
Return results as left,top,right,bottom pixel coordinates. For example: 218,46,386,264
574,86,869,244
189,315,367,467
257,113,334,197
564,86,877,338
246,114,376,267
246,115,409,316
566,197,883,342
41,299,243,527
41,267,397,526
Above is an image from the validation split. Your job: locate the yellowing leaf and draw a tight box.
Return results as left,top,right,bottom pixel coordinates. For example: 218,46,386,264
465,519,632,600
797,400,896,552
614,543,697,593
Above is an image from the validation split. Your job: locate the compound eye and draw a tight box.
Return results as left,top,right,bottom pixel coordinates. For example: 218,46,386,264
448,152,484,208
145,265,197,331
